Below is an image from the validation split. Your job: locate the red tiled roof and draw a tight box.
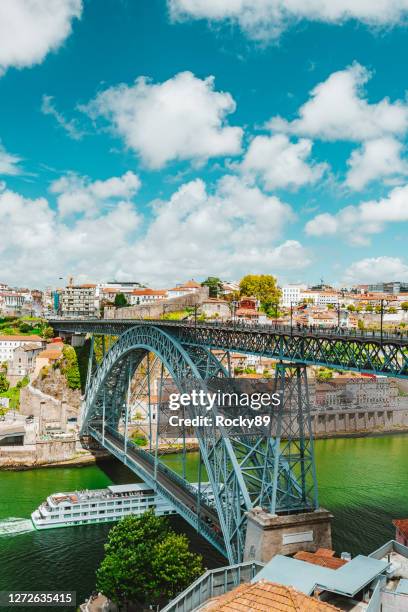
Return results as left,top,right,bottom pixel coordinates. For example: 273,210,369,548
294,550,348,570
393,519,408,538
0,335,43,342
202,579,341,611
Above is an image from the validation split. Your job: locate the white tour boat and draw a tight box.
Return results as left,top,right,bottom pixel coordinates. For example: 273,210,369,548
31,483,177,530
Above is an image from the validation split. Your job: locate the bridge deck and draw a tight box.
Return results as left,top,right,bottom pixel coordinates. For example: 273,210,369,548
89,425,225,556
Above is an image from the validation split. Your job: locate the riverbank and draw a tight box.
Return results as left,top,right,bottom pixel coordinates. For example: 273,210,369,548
0,449,110,471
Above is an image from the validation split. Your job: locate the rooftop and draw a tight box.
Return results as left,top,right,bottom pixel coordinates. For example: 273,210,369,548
200,579,340,611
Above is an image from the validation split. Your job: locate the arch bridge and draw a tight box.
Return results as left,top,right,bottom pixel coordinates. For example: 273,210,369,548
49,318,408,563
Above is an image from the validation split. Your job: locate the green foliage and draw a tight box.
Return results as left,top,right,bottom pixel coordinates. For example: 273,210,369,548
315,367,333,382
401,302,408,312
347,304,356,312
239,274,280,313
42,326,54,339
0,373,9,393
114,293,128,308
201,276,223,298
96,512,203,607
130,430,147,446
61,345,81,389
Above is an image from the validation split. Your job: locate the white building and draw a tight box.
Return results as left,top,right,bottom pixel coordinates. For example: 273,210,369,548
281,285,307,307
128,289,168,306
0,335,45,364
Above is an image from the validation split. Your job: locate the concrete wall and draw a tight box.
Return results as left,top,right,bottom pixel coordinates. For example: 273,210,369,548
309,407,408,437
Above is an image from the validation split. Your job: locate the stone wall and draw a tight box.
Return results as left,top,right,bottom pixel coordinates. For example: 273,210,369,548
309,406,408,437
104,287,209,319
0,438,77,468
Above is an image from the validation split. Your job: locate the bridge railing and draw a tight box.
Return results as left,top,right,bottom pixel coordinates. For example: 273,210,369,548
91,425,225,552
48,315,408,343
104,425,216,508
160,561,263,612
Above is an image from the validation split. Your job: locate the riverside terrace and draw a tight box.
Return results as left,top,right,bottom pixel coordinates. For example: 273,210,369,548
48,317,408,378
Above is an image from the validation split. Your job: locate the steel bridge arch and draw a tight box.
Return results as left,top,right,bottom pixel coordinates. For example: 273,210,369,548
81,324,257,563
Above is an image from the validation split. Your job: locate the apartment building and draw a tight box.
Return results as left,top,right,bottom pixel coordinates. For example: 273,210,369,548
58,284,98,317
0,335,45,364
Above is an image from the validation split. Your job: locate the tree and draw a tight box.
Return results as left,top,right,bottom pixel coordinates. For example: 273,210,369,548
239,275,281,313
402,302,408,312
96,512,203,608
0,373,9,393
114,293,128,308
201,277,223,298
42,325,54,339
61,345,81,389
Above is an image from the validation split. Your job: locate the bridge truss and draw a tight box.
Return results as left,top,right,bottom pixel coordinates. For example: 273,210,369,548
80,324,318,563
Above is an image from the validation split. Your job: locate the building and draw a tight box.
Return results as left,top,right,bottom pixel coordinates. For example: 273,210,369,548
200,298,231,319
7,343,44,385
58,284,98,317
0,335,45,364
163,539,408,611
368,282,408,295
167,279,202,298
393,519,408,547
128,288,168,306
281,284,307,307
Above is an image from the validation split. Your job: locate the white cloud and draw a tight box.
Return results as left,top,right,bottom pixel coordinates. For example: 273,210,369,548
269,63,408,142
0,176,310,286
305,183,408,244
50,171,141,217
82,71,243,169
346,137,408,190
126,175,310,284
343,256,408,284
168,0,408,41
0,144,22,176
0,188,141,286
0,0,82,75
41,95,84,140
239,133,327,190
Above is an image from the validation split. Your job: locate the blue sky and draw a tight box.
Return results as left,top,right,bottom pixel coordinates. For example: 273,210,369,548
1,0,408,288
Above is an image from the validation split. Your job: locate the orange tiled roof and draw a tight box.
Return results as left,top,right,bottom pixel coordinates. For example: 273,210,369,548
202,579,341,611
393,519,408,538
132,289,167,296
294,550,348,570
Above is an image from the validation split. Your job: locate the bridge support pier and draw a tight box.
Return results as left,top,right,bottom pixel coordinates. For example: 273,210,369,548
243,506,333,563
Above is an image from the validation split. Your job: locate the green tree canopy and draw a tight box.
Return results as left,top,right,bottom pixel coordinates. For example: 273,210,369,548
114,293,128,308
201,277,224,298
0,373,9,393
239,274,280,313
402,302,408,312
96,512,203,608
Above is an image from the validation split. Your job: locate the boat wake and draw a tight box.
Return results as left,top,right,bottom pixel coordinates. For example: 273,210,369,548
0,517,34,537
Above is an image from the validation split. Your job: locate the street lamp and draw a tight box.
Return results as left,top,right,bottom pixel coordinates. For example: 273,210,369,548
290,301,293,336
380,298,384,345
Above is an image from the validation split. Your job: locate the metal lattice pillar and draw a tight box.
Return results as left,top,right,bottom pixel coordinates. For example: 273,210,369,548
272,362,318,513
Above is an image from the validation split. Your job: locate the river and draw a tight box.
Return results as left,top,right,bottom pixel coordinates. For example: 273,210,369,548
0,434,408,609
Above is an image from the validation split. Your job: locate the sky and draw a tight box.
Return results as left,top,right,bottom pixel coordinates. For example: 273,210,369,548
1,0,408,289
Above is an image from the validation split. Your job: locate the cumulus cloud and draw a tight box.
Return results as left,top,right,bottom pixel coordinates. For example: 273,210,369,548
82,71,243,169
49,171,141,217
126,175,310,284
0,0,82,75
0,144,22,176
305,183,408,244
168,0,408,41
346,137,408,190
41,95,85,140
0,176,310,286
269,63,408,142
239,133,327,190
343,256,408,284
0,188,141,286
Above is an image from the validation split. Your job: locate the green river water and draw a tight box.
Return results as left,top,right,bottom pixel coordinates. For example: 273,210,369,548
1,434,408,609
